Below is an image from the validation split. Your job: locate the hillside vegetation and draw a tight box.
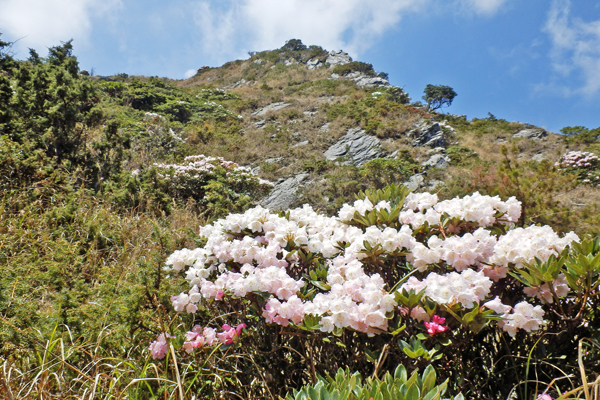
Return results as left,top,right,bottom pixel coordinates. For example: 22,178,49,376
1,37,600,399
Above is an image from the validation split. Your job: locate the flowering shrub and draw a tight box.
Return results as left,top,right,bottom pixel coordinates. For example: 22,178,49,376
161,184,600,398
149,323,246,360
556,150,600,185
154,154,272,216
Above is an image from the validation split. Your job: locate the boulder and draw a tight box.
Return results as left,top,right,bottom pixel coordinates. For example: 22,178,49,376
259,173,309,211
323,127,383,166
403,174,425,191
354,75,392,88
407,121,448,148
307,59,322,70
326,50,352,68
292,140,309,148
513,128,548,140
403,174,444,191
421,154,451,169
252,102,291,116
531,153,547,162
342,71,391,88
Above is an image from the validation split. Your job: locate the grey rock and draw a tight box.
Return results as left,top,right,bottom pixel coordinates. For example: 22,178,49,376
303,110,318,117
354,75,391,88
407,121,448,148
292,140,309,148
229,78,247,89
341,71,391,88
513,128,548,140
319,123,330,132
531,153,547,162
324,127,383,166
403,174,444,191
260,173,310,211
253,59,264,65
284,58,297,66
403,174,425,191
252,102,291,116
330,73,340,80
421,154,451,169
307,58,321,70
265,157,283,164
255,119,266,128
426,147,446,154
428,180,445,190
326,50,352,67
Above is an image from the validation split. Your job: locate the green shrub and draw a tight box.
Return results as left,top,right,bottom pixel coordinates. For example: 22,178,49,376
285,364,463,400
360,157,420,189
445,145,479,166
332,61,376,77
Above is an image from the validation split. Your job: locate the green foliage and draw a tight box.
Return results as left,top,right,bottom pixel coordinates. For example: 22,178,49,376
561,125,600,145
251,39,328,65
7,41,101,166
359,157,421,190
285,364,463,400
422,84,457,111
332,61,376,77
325,91,412,137
445,145,479,166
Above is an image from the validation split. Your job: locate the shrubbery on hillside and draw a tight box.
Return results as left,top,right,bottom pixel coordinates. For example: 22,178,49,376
157,184,600,399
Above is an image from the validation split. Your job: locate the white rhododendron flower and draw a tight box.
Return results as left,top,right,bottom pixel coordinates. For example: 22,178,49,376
165,190,579,339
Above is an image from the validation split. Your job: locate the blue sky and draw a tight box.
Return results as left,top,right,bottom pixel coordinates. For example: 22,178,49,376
1,0,599,133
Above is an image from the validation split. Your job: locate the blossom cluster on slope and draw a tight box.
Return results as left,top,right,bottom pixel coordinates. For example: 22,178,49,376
165,190,579,338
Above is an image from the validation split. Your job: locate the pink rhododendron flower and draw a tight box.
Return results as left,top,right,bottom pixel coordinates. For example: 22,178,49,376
148,333,174,360
424,315,449,335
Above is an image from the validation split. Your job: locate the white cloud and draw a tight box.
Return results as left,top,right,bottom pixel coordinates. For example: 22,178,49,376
456,0,509,16
0,0,122,57
184,68,197,79
191,0,427,64
543,0,600,97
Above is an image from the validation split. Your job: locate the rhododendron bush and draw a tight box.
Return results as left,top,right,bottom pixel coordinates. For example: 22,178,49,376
557,150,600,185
153,154,273,216
160,185,600,399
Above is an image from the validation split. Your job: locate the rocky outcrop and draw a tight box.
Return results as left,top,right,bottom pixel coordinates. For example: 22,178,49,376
323,127,383,166
353,75,392,88
407,121,452,148
513,128,548,140
403,173,444,191
252,102,291,116
259,173,309,211
330,71,391,88
326,50,352,67
421,153,451,169
307,59,322,70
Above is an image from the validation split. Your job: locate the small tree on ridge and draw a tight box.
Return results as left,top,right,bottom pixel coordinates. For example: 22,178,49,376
422,84,457,111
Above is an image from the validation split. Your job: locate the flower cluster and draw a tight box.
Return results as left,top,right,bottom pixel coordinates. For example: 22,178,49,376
398,192,521,230
424,315,449,335
165,190,578,340
149,323,247,359
148,333,174,360
402,269,493,308
153,154,272,203
556,150,600,185
522,273,570,304
490,226,578,270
